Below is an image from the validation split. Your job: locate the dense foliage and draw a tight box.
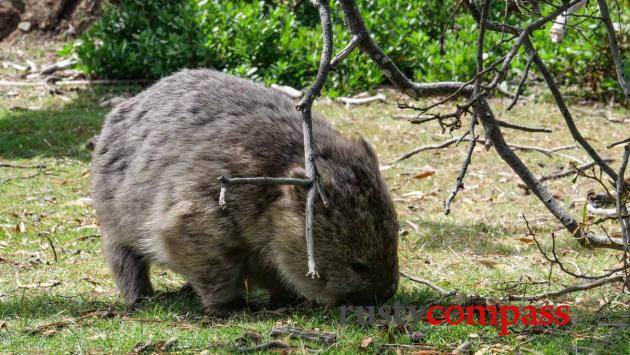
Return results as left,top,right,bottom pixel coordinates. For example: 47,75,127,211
74,0,629,97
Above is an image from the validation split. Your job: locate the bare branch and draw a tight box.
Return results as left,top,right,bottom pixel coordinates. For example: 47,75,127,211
608,137,630,149
443,133,477,215
296,0,334,279
330,34,363,68
596,0,630,101
496,118,551,133
524,215,624,280
507,56,534,110
615,143,630,288
539,159,614,184
392,136,575,164
336,0,628,252
524,38,620,183
390,137,460,164
506,273,624,301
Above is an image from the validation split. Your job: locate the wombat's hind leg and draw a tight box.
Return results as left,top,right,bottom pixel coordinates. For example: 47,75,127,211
104,240,154,305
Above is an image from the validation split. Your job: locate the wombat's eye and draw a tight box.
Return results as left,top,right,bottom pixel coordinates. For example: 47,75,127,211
350,261,369,273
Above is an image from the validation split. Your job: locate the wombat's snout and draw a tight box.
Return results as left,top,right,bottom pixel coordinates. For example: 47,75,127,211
343,279,398,306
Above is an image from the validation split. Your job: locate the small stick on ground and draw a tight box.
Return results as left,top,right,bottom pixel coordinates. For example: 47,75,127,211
235,341,293,353
1,165,46,184
338,94,385,106
400,271,447,295
270,325,337,345
0,163,47,169
41,234,58,263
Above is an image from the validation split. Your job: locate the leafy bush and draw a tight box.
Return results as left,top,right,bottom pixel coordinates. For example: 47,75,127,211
75,0,629,98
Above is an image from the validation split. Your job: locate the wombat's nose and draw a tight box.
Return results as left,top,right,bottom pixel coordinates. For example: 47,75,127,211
382,282,397,301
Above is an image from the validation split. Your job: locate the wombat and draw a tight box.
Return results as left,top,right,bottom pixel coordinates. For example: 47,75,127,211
91,69,399,315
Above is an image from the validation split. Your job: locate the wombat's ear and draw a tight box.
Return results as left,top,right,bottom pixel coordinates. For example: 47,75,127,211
359,137,379,166
283,166,307,202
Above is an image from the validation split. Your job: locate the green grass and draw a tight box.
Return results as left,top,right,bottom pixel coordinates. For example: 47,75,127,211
1,62,630,354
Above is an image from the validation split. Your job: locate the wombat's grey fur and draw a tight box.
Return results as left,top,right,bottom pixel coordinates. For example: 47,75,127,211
91,69,399,315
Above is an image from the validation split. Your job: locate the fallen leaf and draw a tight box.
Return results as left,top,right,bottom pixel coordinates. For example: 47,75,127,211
413,169,436,179
360,336,373,349
477,260,498,269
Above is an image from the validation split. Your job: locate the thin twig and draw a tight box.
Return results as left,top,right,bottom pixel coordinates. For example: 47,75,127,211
444,133,477,215
608,137,630,149
596,0,630,101
506,273,624,301
270,326,336,345
524,37,619,183
0,165,45,184
507,55,534,110
524,215,624,280
615,143,630,289
330,34,363,68
392,136,576,164
496,118,551,133
295,0,334,279
235,341,292,353
390,137,459,164
0,163,47,169
400,271,447,295
538,159,615,183
41,234,58,263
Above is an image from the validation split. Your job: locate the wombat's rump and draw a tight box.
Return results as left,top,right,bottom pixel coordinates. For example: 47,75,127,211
91,69,399,314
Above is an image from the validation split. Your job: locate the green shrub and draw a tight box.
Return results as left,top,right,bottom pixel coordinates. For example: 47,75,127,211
75,0,629,98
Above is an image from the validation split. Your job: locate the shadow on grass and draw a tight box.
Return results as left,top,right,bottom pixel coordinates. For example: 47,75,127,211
0,284,439,324
0,87,142,161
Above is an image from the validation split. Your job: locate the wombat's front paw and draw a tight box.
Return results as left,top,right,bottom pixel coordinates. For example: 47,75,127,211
203,299,247,318
268,293,304,310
